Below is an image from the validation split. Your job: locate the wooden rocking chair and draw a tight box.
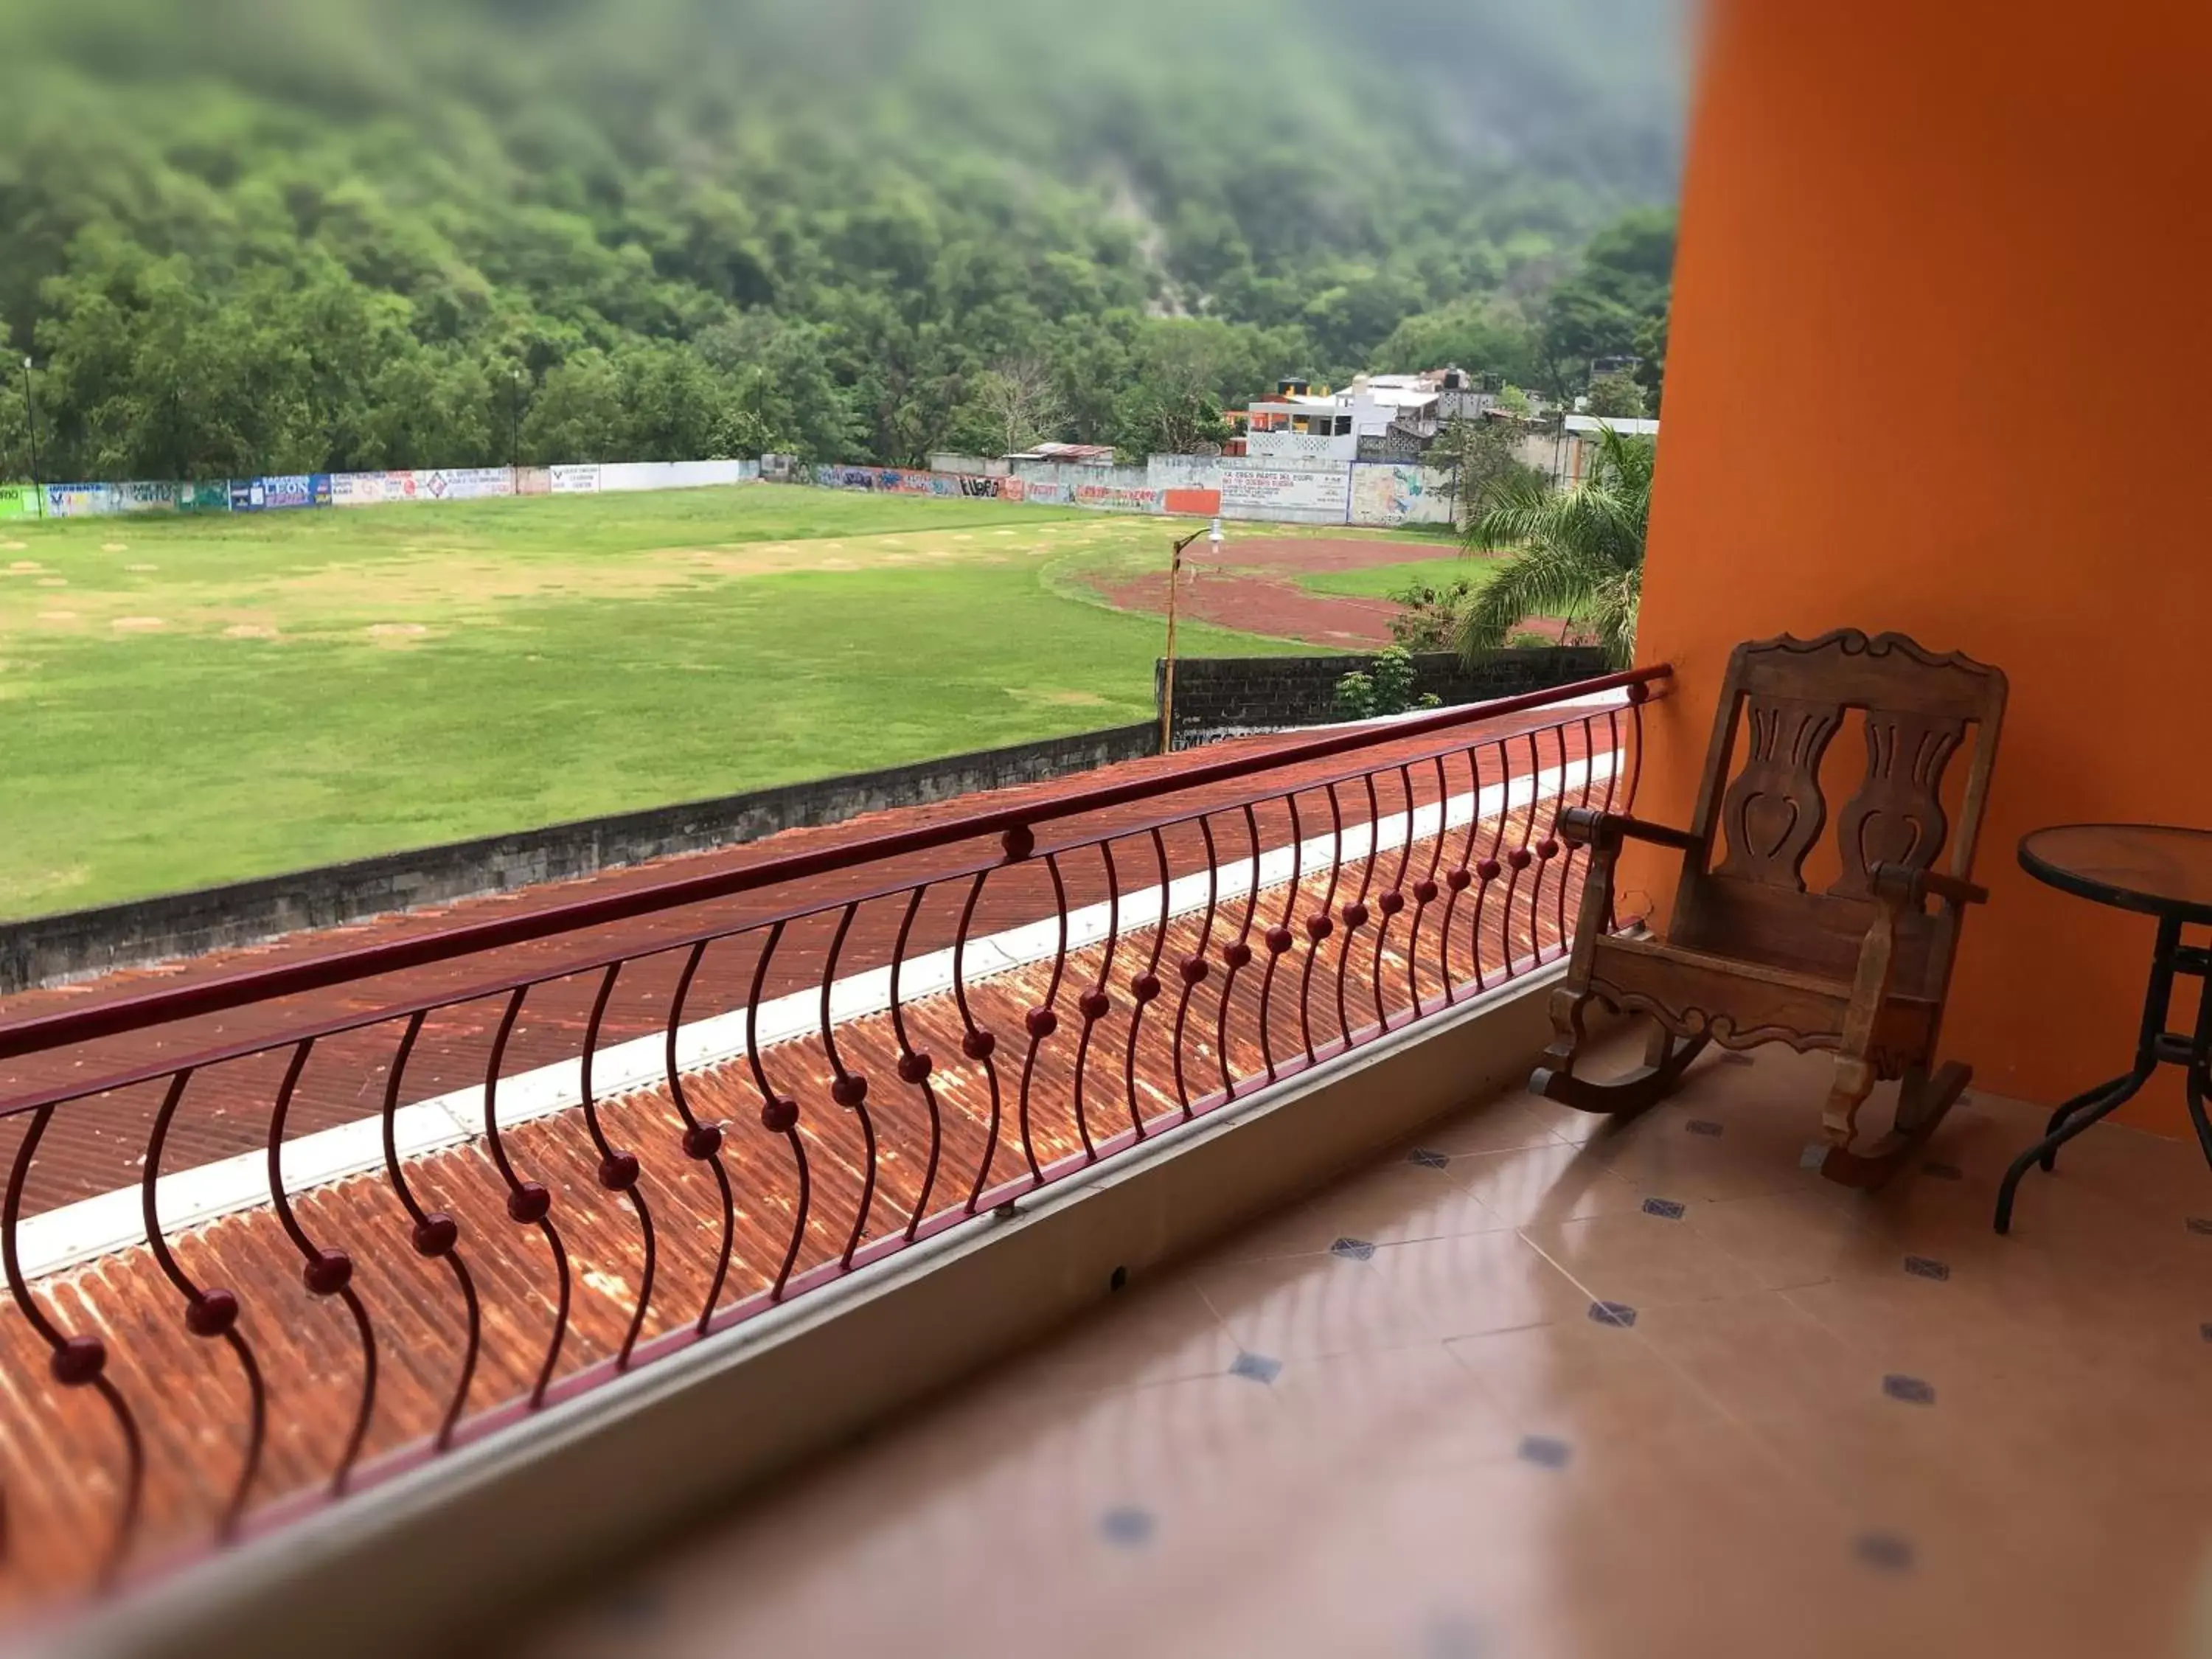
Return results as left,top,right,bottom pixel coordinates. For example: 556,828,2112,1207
1534,629,2008,1188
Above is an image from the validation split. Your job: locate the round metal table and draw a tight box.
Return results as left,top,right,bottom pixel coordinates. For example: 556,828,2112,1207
1995,824,2212,1233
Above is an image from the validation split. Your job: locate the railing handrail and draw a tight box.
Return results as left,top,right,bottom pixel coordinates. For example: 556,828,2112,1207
0,665,1669,1062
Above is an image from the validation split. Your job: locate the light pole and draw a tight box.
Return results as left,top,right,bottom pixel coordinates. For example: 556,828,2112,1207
1160,516,1223,754
21,356,42,520
508,367,524,493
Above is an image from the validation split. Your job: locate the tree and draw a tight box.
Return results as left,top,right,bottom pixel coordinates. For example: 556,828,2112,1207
1585,372,1646,420
1453,425,1655,670
1432,416,1545,526
1540,206,1677,395
964,357,1068,456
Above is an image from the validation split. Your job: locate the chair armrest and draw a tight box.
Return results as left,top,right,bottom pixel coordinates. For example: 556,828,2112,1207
1558,807,1702,855
1870,863,1990,909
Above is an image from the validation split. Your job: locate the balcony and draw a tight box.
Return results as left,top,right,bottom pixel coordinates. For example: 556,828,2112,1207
4,653,2206,1659
0,672,1655,1652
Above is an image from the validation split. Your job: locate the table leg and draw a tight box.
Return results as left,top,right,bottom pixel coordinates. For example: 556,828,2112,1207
2035,1071,2153,1169
1994,918,2182,1236
2184,955,2212,1173
1995,1073,2151,1234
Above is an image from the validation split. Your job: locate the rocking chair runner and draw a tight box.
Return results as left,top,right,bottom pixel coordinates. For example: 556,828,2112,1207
1534,629,2008,1188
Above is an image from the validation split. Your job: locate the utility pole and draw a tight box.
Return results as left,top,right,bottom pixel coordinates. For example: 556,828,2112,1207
21,356,42,519
1159,516,1223,754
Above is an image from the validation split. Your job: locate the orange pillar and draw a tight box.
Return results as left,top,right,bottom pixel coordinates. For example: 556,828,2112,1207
1635,1,2212,1132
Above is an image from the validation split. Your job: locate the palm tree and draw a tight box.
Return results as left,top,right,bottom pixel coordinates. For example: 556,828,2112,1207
1454,424,1655,670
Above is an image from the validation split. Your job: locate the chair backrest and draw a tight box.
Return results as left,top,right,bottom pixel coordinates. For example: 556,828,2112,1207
1669,629,2008,995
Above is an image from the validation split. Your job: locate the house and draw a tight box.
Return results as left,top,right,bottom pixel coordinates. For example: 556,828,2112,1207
1236,374,1448,465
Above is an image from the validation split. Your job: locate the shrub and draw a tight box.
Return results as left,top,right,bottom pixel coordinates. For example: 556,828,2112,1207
1335,645,1443,722
1387,577,1480,651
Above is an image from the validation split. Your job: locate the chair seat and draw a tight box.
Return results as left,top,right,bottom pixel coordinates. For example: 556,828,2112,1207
1584,930,1937,1070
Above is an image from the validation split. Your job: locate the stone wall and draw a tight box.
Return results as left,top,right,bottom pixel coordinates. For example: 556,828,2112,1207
0,724,1158,992
1158,647,1611,747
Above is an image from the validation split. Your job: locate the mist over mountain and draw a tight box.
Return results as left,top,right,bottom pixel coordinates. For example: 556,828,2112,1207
0,0,1686,476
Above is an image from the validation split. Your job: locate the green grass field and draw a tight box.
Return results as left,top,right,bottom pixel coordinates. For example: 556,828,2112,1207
1296,554,1494,600
0,488,1320,918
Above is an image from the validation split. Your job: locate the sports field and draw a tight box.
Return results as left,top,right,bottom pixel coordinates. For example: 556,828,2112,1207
0,487,1458,918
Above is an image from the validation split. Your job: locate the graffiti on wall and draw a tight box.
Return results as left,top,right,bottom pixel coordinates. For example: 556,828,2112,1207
813,466,1021,501
1348,463,1455,528
1073,484,1165,515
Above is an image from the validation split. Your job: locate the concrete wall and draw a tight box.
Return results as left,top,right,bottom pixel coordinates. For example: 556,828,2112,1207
0,725,1157,993
1162,648,1611,747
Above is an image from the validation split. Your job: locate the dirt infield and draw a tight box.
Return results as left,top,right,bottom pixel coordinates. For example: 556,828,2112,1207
1084,534,1423,647
1083,533,1575,650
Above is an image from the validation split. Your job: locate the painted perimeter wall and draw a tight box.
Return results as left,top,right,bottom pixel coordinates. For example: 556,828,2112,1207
1632,1,2212,1134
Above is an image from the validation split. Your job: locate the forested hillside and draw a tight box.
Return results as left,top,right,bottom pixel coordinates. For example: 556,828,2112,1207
0,0,1683,479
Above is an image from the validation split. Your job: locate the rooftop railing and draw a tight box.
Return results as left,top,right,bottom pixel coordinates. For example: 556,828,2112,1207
0,664,1667,1616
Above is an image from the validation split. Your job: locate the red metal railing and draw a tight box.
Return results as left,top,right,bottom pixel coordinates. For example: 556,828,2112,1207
0,665,1666,1613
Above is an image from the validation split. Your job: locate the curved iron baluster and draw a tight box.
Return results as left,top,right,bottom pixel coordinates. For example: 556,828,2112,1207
1256,793,1304,1082
1071,836,1124,1159
1214,804,1263,1100
481,987,571,1408
886,886,944,1239
1298,784,1348,1063
820,902,879,1270
1369,763,1418,1032
664,941,737,1332
743,922,810,1301
1551,718,1597,955
4,1102,145,1587
1403,754,1452,1016
948,869,1006,1203
1171,814,1222,1119
579,962,655,1371
1593,706,1624,931
1436,743,1485,1001
264,1040,378,1492
1334,773,1383,1044
378,1011,479,1450
142,1068,265,1535
1121,829,1173,1139
1009,851,1070,1197
1504,731,1545,974
1468,738,1514,991
1069,841,1121,1163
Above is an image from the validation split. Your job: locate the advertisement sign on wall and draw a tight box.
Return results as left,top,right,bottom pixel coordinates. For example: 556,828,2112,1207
550,465,603,495
1219,465,1351,515
0,484,41,520
116,481,183,513
416,468,512,502
45,484,119,517
232,475,332,512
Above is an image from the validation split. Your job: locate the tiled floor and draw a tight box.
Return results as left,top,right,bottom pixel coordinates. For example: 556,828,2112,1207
522,1038,2212,1659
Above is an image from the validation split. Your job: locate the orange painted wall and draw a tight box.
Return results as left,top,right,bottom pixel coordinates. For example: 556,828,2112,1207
1634,2,2212,1133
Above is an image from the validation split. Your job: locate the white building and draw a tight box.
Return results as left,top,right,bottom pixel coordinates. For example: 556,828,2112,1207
1237,374,1447,465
